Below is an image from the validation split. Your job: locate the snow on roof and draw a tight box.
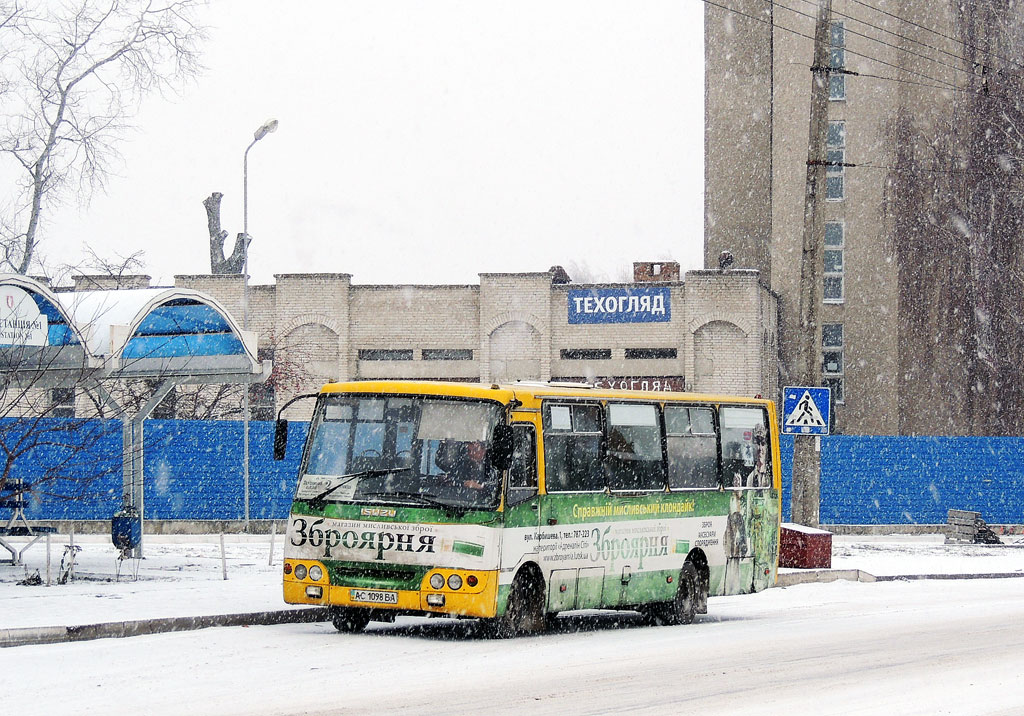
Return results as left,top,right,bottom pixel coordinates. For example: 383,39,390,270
0,275,260,381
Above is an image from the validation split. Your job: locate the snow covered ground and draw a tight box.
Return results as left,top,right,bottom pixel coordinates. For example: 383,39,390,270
0,532,1020,630
1,532,1023,715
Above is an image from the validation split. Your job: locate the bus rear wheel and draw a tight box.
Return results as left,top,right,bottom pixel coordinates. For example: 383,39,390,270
493,571,546,638
330,607,371,633
648,561,700,626
671,561,700,625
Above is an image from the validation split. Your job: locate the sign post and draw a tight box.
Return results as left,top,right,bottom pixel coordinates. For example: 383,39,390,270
783,387,831,527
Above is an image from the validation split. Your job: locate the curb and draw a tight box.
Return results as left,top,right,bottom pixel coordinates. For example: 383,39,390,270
8,570,1024,648
776,570,1024,587
776,569,876,587
0,607,330,649
873,572,1024,582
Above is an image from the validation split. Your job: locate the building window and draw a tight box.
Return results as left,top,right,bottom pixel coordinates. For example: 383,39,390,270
249,347,276,421
822,323,844,403
824,221,844,303
829,21,846,101
421,348,473,361
826,120,845,201
624,348,678,360
50,388,75,418
560,348,611,360
358,349,414,361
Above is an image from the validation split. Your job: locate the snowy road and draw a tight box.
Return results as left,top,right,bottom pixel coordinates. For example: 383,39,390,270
5,577,1023,715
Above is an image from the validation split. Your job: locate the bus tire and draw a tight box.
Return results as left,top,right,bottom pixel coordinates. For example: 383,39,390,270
671,561,699,625
330,607,371,633
494,570,546,638
646,561,700,627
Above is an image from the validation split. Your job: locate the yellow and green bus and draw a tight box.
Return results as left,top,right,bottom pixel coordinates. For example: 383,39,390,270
275,380,781,635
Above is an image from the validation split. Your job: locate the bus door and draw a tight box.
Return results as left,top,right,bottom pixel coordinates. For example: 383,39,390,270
502,421,540,565
539,402,606,611
720,405,770,594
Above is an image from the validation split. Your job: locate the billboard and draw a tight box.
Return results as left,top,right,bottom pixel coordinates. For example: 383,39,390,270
567,287,671,324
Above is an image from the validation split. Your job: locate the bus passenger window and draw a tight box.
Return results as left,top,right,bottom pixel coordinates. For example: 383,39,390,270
719,406,771,488
665,406,718,489
507,424,538,505
543,403,604,492
604,403,665,491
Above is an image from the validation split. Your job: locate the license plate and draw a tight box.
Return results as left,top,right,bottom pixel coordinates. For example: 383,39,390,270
350,589,398,605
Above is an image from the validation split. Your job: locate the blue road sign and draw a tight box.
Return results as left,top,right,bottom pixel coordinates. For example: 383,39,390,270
782,386,831,436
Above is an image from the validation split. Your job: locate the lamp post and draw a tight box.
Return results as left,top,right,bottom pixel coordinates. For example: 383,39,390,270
242,118,278,531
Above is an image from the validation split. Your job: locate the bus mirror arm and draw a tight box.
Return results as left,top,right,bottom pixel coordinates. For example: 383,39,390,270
272,393,320,461
491,424,514,471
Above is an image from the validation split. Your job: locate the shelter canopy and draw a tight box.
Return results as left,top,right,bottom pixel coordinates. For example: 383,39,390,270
0,275,266,387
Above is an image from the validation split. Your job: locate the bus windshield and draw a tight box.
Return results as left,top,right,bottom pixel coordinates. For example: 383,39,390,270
295,394,505,511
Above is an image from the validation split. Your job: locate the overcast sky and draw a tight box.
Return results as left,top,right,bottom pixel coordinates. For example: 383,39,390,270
42,0,704,287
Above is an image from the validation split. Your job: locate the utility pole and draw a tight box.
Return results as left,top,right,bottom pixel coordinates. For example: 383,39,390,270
792,0,832,527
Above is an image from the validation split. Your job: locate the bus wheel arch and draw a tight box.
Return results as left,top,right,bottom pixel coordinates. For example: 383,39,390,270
685,548,711,614
493,562,546,638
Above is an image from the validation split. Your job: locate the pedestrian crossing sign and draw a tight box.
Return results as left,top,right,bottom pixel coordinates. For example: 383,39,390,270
782,386,831,436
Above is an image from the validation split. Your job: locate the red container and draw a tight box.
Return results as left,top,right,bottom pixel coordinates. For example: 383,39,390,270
779,523,832,569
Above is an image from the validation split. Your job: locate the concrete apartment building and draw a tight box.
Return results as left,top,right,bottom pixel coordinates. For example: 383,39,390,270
705,1,1023,435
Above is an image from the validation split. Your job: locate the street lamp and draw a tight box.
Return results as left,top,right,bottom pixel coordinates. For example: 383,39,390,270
241,118,278,531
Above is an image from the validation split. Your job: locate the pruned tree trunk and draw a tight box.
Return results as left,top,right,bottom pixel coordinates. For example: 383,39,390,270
203,192,249,274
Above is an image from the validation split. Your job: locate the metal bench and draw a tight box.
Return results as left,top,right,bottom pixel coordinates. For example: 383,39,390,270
1,479,57,565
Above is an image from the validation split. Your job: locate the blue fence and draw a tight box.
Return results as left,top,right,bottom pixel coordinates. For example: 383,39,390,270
3,419,1023,524
780,435,1024,524
5,418,307,521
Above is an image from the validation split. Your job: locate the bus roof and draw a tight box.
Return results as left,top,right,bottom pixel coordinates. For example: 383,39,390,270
318,380,774,408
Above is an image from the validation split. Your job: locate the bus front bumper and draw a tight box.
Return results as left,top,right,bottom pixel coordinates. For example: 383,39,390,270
283,564,500,619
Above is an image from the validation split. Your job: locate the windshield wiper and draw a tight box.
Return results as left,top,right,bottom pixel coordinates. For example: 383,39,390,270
307,467,412,508
361,490,469,513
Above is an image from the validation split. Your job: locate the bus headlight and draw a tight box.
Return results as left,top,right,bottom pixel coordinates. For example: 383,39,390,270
308,565,323,582
447,574,463,590
429,573,445,590
294,564,308,581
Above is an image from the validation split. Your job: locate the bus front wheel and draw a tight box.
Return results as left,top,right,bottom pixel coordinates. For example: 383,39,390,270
493,571,545,638
330,607,371,633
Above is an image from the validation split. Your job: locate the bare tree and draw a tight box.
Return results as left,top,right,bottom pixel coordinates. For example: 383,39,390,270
885,5,1024,436
171,332,311,421
0,0,206,275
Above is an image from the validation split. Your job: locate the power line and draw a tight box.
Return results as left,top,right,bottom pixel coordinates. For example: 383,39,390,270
793,0,1005,82
858,161,1020,178
701,0,973,94
848,0,1024,74
851,68,1009,100
768,0,964,89
780,0,976,82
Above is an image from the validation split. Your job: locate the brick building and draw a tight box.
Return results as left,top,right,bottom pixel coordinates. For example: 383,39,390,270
159,262,779,420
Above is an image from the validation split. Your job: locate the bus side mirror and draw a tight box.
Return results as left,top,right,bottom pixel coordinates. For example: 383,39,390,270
491,425,514,471
273,419,289,461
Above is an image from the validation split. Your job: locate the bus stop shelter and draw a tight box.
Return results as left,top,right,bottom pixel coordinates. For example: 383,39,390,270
0,274,268,555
